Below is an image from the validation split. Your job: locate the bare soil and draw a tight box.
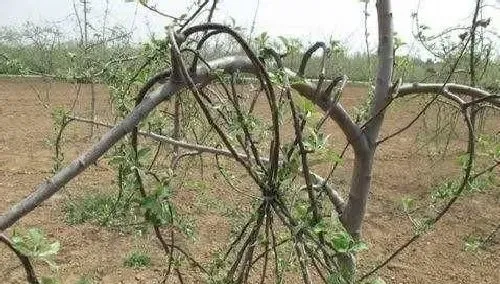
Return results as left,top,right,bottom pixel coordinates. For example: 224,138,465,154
0,77,498,283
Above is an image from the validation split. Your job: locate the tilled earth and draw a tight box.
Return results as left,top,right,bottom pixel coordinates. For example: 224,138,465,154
0,77,498,283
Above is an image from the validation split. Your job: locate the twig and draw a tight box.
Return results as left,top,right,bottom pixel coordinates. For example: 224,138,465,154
259,205,271,284
226,204,266,281
139,1,179,20
376,32,477,146
249,0,261,40
53,116,75,171
469,0,482,87
363,0,372,73
471,159,500,179
463,95,500,108
206,0,219,23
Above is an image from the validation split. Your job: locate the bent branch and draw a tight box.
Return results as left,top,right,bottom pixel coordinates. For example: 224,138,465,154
398,83,500,107
0,232,39,284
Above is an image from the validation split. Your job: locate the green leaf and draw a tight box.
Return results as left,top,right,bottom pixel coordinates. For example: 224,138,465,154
312,220,328,235
38,241,60,258
137,147,151,159
268,70,285,84
295,203,309,220
350,241,368,252
303,128,329,152
331,232,351,253
12,228,60,269
140,183,174,226
41,276,60,284
329,230,367,253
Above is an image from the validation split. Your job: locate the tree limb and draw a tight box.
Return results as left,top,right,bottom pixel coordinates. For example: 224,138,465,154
398,83,500,107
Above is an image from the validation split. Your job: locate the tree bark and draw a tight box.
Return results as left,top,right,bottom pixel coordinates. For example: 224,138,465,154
341,0,394,240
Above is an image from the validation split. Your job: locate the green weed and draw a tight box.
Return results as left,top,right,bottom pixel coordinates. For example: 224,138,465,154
123,251,151,268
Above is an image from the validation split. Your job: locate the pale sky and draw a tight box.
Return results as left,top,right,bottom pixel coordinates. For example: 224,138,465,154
1,0,499,58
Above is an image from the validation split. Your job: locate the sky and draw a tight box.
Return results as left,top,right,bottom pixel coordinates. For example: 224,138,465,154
1,0,499,59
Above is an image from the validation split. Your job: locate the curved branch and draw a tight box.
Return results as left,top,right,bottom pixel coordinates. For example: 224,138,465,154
290,80,369,156
183,24,282,182
0,232,40,284
298,42,328,77
398,83,500,107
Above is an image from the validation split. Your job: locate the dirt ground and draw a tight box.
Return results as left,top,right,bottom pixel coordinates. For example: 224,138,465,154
0,77,498,283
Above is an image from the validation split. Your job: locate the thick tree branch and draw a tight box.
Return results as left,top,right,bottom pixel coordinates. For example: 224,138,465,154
0,80,182,230
338,0,395,241
289,79,369,156
365,0,394,145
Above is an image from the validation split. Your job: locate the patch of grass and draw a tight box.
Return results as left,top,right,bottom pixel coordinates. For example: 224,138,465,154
63,192,133,226
430,180,458,200
123,251,151,268
463,228,498,252
40,276,60,284
75,276,94,284
399,196,416,213
430,176,496,201
463,236,483,252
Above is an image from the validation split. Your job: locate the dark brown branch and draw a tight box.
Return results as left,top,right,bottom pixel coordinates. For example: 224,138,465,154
177,0,215,30
183,23,282,186
0,233,40,284
206,0,219,23
471,159,500,179
170,29,264,189
298,42,327,77
376,95,439,145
